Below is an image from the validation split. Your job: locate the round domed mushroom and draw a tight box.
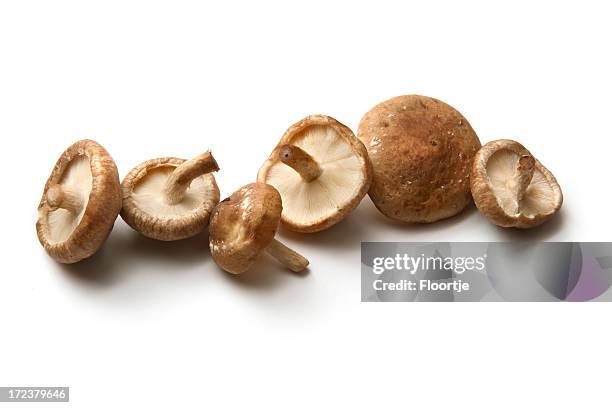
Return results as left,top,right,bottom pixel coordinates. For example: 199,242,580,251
209,183,309,274
358,95,481,223
470,139,563,228
36,139,122,263
257,115,372,232
121,151,220,241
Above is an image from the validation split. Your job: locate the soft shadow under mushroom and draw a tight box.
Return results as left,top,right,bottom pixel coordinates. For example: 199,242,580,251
278,202,370,253
58,222,212,286
492,209,566,241
362,199,480,233
219,252,309,292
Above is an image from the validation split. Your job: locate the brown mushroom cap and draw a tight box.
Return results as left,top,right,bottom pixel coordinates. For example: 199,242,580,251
470,139,563,228
209,183,309,274
36,139,122,263
121,152,220,241
257,115,372,232
358,95,481,223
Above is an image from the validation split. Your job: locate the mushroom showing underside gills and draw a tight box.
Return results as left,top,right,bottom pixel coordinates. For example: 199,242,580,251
36,139,122,263
121,151,220,241
358,95,482,223
470,139,563,228
209,183,309,274
257,115,372,232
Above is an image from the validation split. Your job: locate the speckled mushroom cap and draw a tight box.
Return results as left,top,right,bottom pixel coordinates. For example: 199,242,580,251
257,115,372,232
36,139,122,263
121,152,220,241
358,95,481,223
470,139,563,228
209,183,282,274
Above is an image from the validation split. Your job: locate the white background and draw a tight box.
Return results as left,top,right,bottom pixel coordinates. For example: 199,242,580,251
1,1,611,406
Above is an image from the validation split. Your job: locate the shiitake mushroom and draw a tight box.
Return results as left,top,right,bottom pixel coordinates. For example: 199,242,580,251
36,140,122,263
258,115,372,233
209,183,309,274
121,151,220,241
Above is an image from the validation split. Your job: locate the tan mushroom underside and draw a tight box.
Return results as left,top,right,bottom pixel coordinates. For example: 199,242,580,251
487,150,557,217
132,166,217,217
259,122,370,231
36,139,122,263
471,140,563,228
121,158,220,241
46,156,92,243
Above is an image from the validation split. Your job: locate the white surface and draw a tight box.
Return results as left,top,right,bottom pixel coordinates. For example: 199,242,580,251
0,1,611,407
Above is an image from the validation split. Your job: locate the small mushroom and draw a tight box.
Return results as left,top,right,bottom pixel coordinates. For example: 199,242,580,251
358,95,482,223
209,182,309,274
257,115,372,232
121,151,220,241
36,139,122,263
470,139,563,228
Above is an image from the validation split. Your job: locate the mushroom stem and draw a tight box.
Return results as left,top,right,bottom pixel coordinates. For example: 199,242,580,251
265,238,309,273
514,155,535,211
46,184,84,213
164,151,219,205
279,145,322,182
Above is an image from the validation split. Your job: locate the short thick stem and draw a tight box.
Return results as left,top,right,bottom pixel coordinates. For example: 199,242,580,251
279,145,322,182
164,151,219,205
515,155,535,212
265,238,309,273
46,184,84,213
